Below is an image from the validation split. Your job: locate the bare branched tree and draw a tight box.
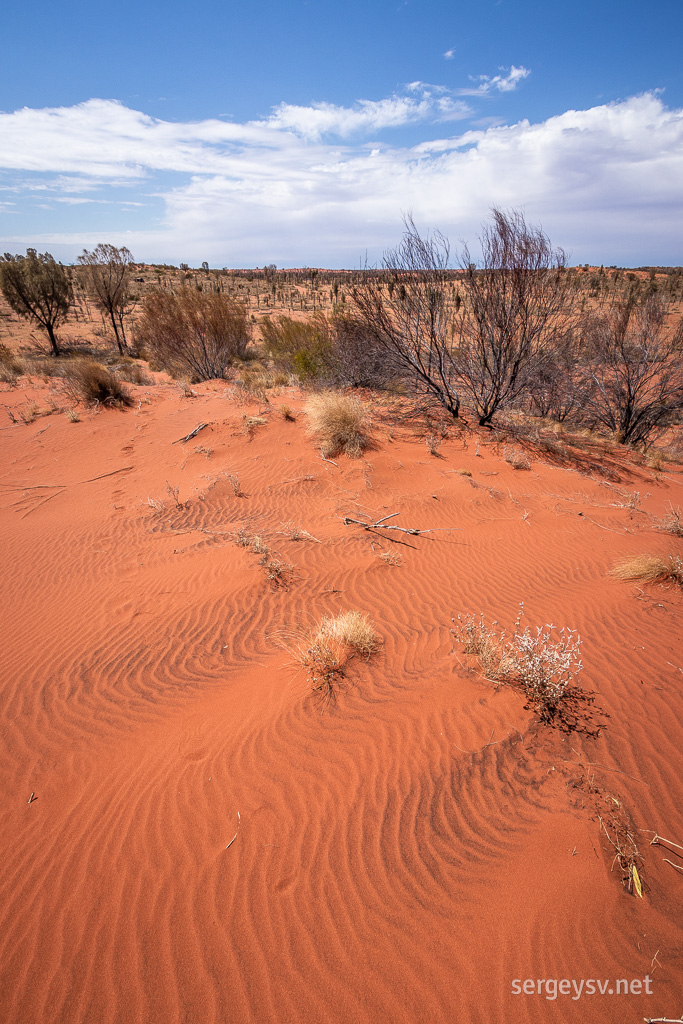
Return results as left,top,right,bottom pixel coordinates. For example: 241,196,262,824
78,244,135,354
0,249,72,356
582,295,683,446
136,287,250,381
456,209,577,426
352,216,461,418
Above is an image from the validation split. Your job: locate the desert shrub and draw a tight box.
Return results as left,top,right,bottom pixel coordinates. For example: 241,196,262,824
261,313,331,380
503,446,531,470
305,392,371,457
297,611,380,704
610,554,683,587
654,504,683,537
136,287,249,380
582,296,683,446
62,360,132,407
452,608,602,733
111,362,151,385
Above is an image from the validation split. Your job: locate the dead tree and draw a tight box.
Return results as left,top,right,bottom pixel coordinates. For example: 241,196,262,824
352,217,461,419
456,209,578,426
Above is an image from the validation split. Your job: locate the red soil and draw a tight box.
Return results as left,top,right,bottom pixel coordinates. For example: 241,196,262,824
1,375,682,1023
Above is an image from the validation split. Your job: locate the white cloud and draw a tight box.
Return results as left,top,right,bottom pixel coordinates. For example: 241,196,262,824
443,48,455,60
0,92,681,265
264,86,470,138
459,65,531,96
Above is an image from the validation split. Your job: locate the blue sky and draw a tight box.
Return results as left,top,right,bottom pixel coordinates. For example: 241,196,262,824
1,0,681,267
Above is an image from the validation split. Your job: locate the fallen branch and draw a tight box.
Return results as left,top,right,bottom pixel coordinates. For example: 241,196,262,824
173,422,209,444
650,834,683,853
644,1017,683,1023
663,859,683,875
343,512,461,536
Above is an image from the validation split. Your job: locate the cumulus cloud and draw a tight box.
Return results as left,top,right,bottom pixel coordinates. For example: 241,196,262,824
0,91,681,265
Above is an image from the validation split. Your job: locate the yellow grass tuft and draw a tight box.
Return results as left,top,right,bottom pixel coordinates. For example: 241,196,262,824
294,611,380,706
304,391,371,458
610,554,683,586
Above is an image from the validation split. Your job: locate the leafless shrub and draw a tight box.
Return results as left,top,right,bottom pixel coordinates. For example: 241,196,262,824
136,287,250,380
351,216,460,418
425,432,442,456
305,391,371,457
582,295,683,447
456,209,578,426
260,556,295,589
654,504,683,537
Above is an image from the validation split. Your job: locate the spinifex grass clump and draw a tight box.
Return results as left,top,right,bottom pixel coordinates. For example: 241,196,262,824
304,392,371,458
610,554,683,588
452,605,603,734
297,611,380,707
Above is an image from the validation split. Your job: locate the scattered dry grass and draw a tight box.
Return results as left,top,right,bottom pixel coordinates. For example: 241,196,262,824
610,554,683,587
305,392,371,458
64,408,80,423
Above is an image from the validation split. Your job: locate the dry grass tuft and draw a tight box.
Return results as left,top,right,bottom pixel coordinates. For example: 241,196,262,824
378,550,403,566
279,521,320,542
610,554,683,587
280,403,296,421
305,392,371,458
64,408,80,423
296,611,380,706
63,360,132,407
504,446,531,470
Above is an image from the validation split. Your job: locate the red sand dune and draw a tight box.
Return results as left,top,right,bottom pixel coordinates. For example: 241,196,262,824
1,375,682,1023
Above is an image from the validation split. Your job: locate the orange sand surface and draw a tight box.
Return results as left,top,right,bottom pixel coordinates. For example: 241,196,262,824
1,376,682,1023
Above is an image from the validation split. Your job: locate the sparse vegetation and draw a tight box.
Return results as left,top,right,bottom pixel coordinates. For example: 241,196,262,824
305,391,371,457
